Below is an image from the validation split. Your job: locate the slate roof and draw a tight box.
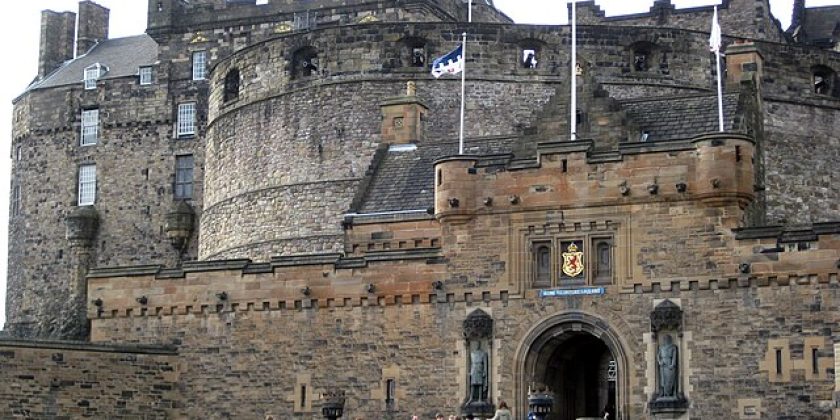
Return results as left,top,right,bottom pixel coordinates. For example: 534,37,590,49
803,6,840,43
623,93,740,142
357,93,744,214
358,138,516,213
28,35,158,91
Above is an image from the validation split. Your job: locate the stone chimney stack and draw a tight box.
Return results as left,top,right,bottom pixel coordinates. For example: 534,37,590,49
76,1,110,57
38,10,76,78
790,0,805,32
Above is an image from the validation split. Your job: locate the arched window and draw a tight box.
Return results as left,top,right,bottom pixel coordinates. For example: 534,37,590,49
223,68,240,102
517,39,544,70
628,41,660,73
594,239,613,285
292,46,319,79
402,37,428,68
812,65,836,96
534,242,551,287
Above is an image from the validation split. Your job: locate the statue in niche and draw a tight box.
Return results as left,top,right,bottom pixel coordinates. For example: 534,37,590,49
657,334,678,398
469,341,489,402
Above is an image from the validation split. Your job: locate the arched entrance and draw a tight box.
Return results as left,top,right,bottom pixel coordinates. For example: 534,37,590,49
514,312,630,420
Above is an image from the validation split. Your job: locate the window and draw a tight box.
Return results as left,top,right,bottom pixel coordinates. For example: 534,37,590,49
522,49,538,69
292,47,319,78
812,66,836,96
534,242,551,287
224,69,240,102
385,379,396,407
139,66,153,85
12,185,21,217
593,239,613,285
78,164,96,206
81,109,99,146
15,145,22,161
83,64,105,90
177,103,196,137
175,155,194,199
192,51,207,81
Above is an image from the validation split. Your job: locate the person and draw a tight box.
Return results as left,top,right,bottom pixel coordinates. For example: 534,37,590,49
524,52,537,69
490,401,512,420
436,413,445,420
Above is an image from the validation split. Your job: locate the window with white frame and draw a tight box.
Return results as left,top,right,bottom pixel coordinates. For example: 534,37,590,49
78,164,96,206
12,185,21,217
84,64,105,90
81,109,99,146
175,154,194,199
139,66,153,85
177,103,196,137
192,51,207,80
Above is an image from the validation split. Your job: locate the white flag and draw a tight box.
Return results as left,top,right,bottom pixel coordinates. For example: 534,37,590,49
709,6,721,53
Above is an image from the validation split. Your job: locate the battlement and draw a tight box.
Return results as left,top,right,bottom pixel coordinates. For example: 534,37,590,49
434,133,757,225
147,0,509,38
573,0,784,43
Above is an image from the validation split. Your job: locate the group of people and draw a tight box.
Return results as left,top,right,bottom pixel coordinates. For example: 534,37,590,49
414,401,512,420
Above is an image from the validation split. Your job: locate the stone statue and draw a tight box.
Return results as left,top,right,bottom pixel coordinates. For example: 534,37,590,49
657,335,678,398
406,81,416,97
469,342,489,402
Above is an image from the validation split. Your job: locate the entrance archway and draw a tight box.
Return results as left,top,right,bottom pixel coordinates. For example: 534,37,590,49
514,312,630,420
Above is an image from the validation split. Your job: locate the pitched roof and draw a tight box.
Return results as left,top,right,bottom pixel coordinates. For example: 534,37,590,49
623,93,740,142
28,35,158,91
802,6,840,43
358,138,516,213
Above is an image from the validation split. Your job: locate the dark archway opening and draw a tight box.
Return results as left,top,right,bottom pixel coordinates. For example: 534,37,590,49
534,333,616,420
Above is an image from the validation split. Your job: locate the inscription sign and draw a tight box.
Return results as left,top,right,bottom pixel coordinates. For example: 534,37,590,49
539,287,605,298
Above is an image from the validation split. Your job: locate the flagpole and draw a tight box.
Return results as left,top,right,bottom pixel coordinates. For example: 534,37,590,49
468,0,472,23
459,31,467,155
713,6,724,132
570,0,577,141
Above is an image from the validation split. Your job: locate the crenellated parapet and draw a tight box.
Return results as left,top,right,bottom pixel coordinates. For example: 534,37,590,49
434,134,757,226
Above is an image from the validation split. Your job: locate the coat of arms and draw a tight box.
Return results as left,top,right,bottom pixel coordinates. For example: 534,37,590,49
562,242,584,277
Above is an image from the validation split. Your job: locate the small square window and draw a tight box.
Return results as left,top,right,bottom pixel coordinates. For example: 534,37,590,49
78,164,96,206
175,155,194,199
139,66,153,85
177,103,196,137
81,109,99,146
192,51,207,81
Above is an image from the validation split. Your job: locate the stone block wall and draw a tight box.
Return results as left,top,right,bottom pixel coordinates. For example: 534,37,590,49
8,74,204,337
0,339,179,418
84,274,838,418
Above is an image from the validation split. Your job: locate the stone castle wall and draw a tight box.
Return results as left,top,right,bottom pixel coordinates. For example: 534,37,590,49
82,275,838,418
0,339,179,418
8,74,203,337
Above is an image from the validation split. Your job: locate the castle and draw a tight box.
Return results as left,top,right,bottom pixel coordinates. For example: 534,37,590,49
2,0,840,418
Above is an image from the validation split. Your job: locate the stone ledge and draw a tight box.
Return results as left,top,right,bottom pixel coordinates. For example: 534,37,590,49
733,222,840,240
0,338,177,355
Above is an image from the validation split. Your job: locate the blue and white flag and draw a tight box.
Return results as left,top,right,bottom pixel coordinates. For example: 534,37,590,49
709,6,722,53
431,45,463,78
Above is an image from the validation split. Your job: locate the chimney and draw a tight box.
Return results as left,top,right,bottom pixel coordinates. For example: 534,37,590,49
76,1,110,57
38,10,76,78
790,0,805,32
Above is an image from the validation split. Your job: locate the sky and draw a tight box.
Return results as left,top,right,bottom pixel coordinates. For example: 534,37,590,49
0,0,835,328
